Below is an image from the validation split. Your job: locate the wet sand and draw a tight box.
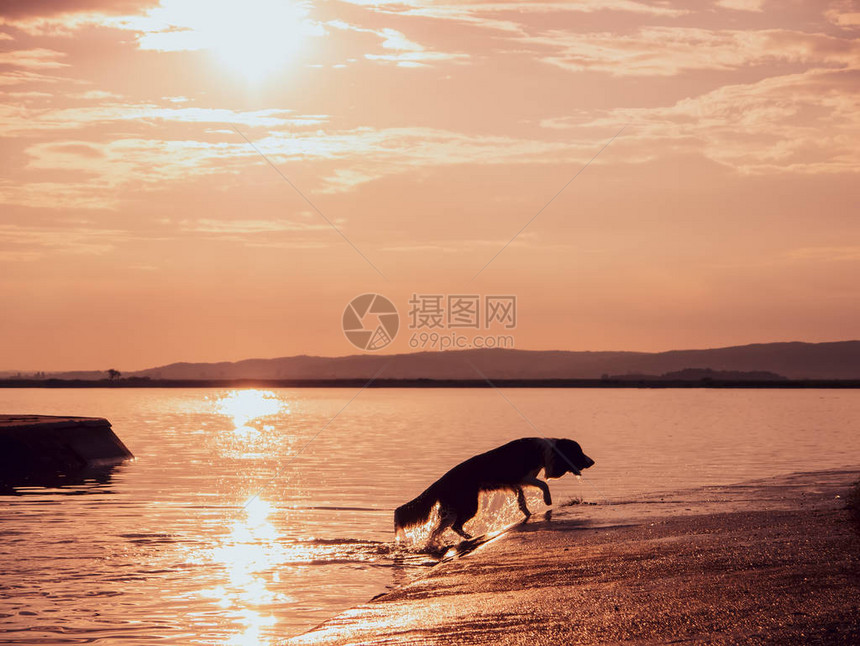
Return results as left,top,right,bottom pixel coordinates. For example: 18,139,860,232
287,469,860,645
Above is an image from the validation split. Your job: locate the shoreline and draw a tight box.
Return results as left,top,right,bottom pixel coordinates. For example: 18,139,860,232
286,469,860,645
2,378,860,389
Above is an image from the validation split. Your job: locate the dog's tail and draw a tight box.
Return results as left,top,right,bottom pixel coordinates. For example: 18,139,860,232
394,488,439,542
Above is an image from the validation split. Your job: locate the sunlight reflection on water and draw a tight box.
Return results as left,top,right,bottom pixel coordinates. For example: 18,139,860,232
206,392,299,645
212,389,294,461
216,389,286,437
206,497,291,645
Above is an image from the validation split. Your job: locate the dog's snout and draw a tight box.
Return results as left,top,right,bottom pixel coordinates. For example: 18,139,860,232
585,456,595,468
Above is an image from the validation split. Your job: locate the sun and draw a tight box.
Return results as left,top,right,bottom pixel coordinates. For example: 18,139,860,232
141,0,319,82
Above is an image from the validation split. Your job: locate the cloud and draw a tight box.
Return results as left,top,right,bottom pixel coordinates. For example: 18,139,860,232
0,48,68,69
0,84,609,208
0,90,52,98
0,222,127,261
364,50,468,66
0,46,78,87
2,0,857,214
1,136,247,209
715,0,766,11
337,1,686,35
0,180,122,210
0,1,157,19
1,12,133,37
0,101,326,135
72,89,122,100
825,1,860,28
249,126,606,191
526,27,860,76
379,232,556,255
42,142,105,158
170,217,337,250
15,137,229,206
542,68,860,174
327,20,467,67
180,218,329,234
0,68,80,87
1,119,616,210
367,26,468,65
787,246,860,262
379,28,424,52
14,62,850,213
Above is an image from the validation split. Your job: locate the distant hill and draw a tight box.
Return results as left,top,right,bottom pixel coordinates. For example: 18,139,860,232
611,368,789,382
124,341,860,381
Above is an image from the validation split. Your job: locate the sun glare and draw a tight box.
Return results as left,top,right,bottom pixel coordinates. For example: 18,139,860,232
216,390,283,431
143,0,319,82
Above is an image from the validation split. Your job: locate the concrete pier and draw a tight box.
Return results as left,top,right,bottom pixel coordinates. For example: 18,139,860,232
0,415,133,487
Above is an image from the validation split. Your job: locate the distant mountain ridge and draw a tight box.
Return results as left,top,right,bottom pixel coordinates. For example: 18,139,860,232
611,368,789,382
121,341,860,381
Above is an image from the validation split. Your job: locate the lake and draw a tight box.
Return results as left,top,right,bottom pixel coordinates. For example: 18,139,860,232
0,388,858,644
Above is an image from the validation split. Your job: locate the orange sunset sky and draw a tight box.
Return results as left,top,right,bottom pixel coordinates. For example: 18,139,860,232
1,0,858,371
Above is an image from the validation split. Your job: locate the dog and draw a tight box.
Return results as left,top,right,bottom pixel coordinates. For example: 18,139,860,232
394,437,594,542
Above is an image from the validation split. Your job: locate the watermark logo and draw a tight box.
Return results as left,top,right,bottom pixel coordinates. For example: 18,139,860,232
342,293,399,351
408,294,516,330
343,293,516,352
407,294,516,351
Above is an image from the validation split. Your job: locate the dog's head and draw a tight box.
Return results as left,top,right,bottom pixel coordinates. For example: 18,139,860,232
544,438,595,479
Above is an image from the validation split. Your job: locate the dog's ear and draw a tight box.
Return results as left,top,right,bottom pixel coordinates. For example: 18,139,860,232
544,441,568,478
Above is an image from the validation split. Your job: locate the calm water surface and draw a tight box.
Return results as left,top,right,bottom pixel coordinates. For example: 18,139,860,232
0,388,858,644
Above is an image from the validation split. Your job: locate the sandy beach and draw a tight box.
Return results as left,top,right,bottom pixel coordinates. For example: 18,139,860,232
287,469,860,645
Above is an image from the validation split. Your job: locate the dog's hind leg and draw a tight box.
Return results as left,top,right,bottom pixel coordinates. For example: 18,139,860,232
450,495,478,539
431,503,456,544
428,523,447,546
515,487,531,518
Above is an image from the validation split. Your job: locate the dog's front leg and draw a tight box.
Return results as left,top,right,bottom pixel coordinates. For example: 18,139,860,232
524,477,552,505
516,487,531,518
